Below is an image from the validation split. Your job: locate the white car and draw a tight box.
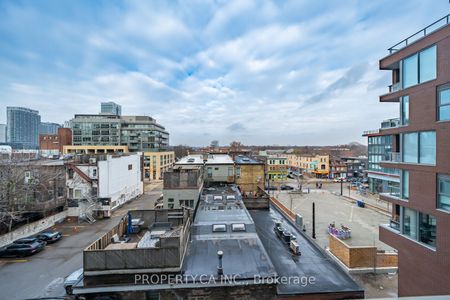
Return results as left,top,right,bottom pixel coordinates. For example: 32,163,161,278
64,268,83,295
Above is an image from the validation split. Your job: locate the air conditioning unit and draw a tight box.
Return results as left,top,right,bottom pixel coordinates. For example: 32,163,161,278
89,158,97,164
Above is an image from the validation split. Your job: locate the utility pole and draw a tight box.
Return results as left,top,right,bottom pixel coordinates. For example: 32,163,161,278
312,202,316,239
340,178,343,195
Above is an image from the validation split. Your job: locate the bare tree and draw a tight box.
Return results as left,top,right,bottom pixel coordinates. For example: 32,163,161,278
0,159,66,233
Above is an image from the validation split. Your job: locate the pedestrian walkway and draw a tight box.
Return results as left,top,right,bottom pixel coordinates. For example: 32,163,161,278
339,188,391,215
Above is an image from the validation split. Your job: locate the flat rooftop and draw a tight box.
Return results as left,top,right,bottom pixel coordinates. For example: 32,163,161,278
250,206,363,296
182,184,277,280
176,154,234,165
234,155,263,165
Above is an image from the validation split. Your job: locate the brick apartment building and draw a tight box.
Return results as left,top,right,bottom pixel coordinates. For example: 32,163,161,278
374,15,450,296
39,127,72,155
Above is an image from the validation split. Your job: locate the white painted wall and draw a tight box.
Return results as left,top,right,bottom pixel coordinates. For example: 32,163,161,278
98,154,143,209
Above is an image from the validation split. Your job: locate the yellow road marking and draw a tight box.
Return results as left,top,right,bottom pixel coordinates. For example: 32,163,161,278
0,259,28,263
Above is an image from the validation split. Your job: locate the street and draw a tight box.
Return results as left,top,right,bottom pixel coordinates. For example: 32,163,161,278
0,183,162,300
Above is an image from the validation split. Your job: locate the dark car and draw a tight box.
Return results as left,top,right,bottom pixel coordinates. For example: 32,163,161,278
35,231,62,244
267,186,278,191
14,237,46,246
0,242,45,257
280,185,294,190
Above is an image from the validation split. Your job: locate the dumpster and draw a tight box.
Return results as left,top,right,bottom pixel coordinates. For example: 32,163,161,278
357,200,365,208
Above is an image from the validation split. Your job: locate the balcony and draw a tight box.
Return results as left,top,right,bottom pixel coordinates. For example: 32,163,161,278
383,152,401,163
388,13,450,53
380,118,400,129
388,82,401,93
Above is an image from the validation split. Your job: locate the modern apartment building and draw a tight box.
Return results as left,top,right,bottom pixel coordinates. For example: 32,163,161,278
6,107,41,149
375,15,450,296
39,122,61,135
70,114,169,152
0,124,6,143
100,101,122,116
363,121,400,194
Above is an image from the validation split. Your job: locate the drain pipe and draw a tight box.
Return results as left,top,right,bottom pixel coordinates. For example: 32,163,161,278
217,250,224,276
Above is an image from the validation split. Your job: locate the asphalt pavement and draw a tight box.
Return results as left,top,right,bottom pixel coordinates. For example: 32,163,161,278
0,183,162,300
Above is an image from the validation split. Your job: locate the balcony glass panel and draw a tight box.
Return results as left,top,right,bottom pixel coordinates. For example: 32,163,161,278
438,175,450,212
401,170,409,199
401,96,409,125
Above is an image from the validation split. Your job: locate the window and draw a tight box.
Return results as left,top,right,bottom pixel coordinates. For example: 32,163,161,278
401,170,409,200
419,213,436,247
228,167,234,176
74,189,82,199
128,164,133,170
419,131,436,164
231,223,246,232
403,132,418,163
212,224,227,232
438,175,450,212
402,45,436,89
400,96,409,125
207,167,212,178
168,198,174,203
438,84,450,121
402,131,435,164
403,53,418,88
235,167,241,178
68,169,74,179
402,207,417,240
419,45,437,83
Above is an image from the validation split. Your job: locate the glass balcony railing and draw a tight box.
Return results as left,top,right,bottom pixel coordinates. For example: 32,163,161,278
383,152,401,163
389,219,400,231
388,82,402,93
381,118,400,129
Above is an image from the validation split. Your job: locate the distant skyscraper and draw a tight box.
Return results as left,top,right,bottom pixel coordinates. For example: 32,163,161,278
7,107,41,149
39,122,61,135
0,124,6,143
101,101,122,116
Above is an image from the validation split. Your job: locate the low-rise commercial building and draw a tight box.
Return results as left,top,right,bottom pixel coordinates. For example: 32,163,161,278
143,151,175,180
234,155,265,193
65,153,143,221
39,128,72,157
267,156,288,181
63,145,129,155
163,165,203,209
287,154,330,178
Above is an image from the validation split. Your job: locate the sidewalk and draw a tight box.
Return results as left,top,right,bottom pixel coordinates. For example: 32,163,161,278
339,188,391,215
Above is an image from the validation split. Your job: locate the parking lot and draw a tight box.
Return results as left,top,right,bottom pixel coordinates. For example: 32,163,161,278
0,183,162,300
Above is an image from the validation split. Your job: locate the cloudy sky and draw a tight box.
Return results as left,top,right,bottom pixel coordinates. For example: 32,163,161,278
0,1,449,146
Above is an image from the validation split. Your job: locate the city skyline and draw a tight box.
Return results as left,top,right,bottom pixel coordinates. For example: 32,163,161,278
0,1,449,146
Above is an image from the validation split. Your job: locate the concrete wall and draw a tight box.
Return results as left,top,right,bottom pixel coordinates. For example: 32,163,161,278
163,188,200,209
0,211,67,247
206,164,234,182
98,154,143,209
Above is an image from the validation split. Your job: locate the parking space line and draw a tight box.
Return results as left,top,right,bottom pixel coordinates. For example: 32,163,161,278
0,259,28,263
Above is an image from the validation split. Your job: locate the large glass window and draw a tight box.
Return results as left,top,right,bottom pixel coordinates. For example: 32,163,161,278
438,85,450,121
403,132,418,163
419,213,436,247
402,207,417,240
438,175,450,212
419,45,437,83
402,131,436,164
400,96,409,125
403,54,418,88
402,170,409,199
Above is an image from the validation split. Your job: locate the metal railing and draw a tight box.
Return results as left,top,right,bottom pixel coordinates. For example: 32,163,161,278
389,219,400,231
389,14,450,53
381,118,400,129
363,129,380,135
384,152,401,163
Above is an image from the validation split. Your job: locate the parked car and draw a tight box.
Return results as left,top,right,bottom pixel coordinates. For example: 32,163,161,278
267,186,278,191
14,237,46,246
64,268,83,295
35,231,62,244
0,242,45,257
280,185,294,190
